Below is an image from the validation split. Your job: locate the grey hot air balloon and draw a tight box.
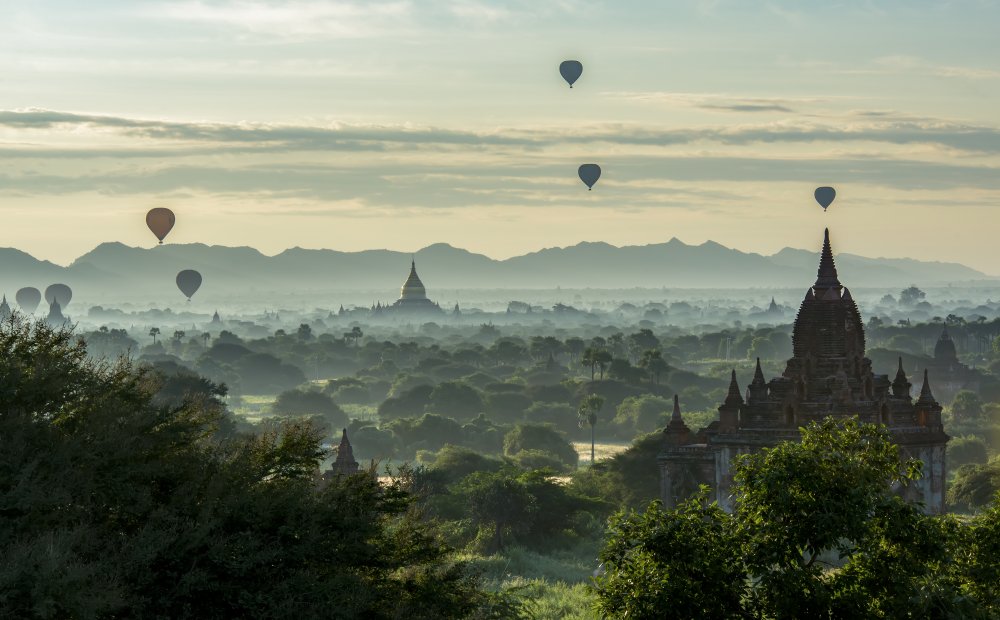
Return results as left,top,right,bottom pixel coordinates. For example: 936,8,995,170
16,287,42,313
146,208,176,244
578,164,601,190
559,60,583,88
814,187,836,211
44,283,73,307
176,270,202,301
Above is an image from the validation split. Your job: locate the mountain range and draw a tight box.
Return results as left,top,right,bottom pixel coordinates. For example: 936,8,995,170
0,239,993,306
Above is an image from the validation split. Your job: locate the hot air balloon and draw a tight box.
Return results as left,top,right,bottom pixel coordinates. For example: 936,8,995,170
814,187,836,211
15,287,41,313
559,60,583,88
44,283,72,308
176,270,202,301
146,208,176,244
578,164,601,190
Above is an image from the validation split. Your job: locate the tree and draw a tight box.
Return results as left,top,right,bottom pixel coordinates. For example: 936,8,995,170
593,418,999,618
427,381,485,421
148,326,160,344
578,394,605,464
595,490,745,619
900,285,926,306
637,349,669,385
582,347,599,381
297,323,313,340
503,423,579,472
951,390,984,419
454,470,536,552
0,315,497,618
949,458,1000,512
273,388,348,429
344,326,363,346
595,349,612,380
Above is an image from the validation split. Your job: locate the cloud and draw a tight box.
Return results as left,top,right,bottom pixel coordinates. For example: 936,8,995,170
5,109,1000,159
602,91,831,113
146,1,413,38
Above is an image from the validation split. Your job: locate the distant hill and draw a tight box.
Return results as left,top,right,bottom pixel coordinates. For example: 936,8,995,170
0,239,991,305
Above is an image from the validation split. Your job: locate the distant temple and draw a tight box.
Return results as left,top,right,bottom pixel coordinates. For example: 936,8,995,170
211,310,222,325
659,229,949,514
0,295,10,321
326,428,359,477
371,260,444,317
46,297,67,326
919,325,980,403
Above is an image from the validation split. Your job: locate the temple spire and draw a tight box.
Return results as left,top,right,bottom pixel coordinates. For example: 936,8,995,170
915,369,937,406
751,358,766,386
332,428,359,475
723,369,744,406
891,357,911,399
815,228,841,290
671,394,682,422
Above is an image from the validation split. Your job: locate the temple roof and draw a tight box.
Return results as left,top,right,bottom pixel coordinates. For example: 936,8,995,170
790,228,865,360
815,228,842,291
934,326,958,364
399,259,428,301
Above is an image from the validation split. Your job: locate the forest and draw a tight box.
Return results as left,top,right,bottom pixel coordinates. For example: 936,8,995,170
4,286,1000,618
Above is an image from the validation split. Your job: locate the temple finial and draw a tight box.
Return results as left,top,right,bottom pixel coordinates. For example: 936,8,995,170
815,227,841,289
724,369,744,406
671,394,682,421
916,369,937,406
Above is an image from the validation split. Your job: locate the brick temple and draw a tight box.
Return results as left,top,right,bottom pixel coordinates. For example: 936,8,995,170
659,228,950,513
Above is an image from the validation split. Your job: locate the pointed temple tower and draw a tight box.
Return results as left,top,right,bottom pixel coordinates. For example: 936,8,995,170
658,229,949,513
386,259,444,315
328,428,359,477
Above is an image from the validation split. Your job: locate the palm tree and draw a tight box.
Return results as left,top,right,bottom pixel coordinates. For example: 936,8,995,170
578,394,605,465
149,327,160,344
638,349,669,385
582,347,599,381
595,350,613,380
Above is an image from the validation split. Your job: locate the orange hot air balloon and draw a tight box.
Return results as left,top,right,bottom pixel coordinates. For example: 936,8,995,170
146,208,176,244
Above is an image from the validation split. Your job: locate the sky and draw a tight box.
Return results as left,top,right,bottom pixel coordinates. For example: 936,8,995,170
2,0,999,272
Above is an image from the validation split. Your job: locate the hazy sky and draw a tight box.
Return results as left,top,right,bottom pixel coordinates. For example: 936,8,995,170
2,0,999,272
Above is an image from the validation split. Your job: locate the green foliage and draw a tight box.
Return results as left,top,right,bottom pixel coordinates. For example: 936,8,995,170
593,418,1000,618
952,390,985,419
594,491,745,619
949,435,990,471
570,432,664,510
484,391,533,424
950,458,1000,512
424,444,505,485
613,395,670,435
428,381,486,421
454,469,606,553
503,423,579,472
0,317,496,619
272,388,348,428
378,383,434,421
525,401,578,436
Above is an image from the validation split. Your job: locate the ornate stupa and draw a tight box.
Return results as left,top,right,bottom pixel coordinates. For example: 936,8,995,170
0,295,11,321
658,229,949,514
385,259,443,315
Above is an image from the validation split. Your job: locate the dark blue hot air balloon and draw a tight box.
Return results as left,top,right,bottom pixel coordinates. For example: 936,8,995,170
578,164,601,190
176,269,202,301
16,287,41,313
814,186,836,211
559,60,583,88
